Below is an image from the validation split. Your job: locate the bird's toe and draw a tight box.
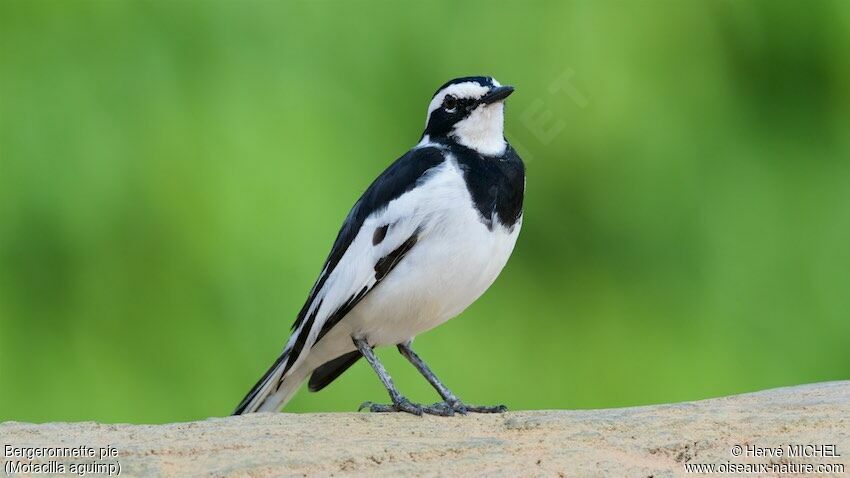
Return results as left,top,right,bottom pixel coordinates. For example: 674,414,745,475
395,398,424,416
421,402,455,416
465,403,508,413
440,398,507,414
359,397,425,416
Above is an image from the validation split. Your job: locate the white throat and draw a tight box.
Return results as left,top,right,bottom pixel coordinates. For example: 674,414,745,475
450,102,506,156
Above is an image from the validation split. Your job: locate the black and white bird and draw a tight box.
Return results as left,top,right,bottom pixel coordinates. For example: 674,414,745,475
234,76,525,416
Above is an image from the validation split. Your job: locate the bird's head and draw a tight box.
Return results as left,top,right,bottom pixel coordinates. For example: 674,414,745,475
422,76,514,156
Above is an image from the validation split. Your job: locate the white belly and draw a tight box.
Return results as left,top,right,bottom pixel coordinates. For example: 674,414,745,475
353,218,519,345
343,167,520,345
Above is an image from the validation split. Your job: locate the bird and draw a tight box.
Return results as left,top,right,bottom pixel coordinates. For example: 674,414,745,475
233,76,525,416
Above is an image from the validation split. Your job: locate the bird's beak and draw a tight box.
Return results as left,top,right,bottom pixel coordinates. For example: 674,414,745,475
478,86,515,106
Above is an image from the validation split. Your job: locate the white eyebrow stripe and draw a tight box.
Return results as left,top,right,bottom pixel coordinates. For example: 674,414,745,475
426,81,491,124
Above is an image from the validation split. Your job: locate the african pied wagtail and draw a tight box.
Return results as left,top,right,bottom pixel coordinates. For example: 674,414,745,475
234,76,524,416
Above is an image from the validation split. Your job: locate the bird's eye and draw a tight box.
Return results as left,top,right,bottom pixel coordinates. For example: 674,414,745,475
443,94,458,111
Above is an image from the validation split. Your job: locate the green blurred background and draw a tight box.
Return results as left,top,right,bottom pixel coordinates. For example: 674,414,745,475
1,1,849,424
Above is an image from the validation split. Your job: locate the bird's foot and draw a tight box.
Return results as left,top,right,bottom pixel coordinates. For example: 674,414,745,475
358,397,507,416
435,398,508,415
358,397,457,416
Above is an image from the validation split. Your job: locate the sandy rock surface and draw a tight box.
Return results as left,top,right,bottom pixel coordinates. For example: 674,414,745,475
2,382,848,477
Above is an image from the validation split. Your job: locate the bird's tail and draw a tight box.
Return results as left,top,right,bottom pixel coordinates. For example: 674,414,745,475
233,350,308,415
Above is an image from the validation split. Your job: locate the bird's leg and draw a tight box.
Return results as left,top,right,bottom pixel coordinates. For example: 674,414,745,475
397,342,507,414
352,337,452,416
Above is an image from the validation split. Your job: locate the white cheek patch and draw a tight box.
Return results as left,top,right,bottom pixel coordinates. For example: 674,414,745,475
451,102,506,156
426,81,490,123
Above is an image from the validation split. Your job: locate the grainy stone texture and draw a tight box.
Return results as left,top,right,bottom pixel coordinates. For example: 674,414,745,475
2,382,848,477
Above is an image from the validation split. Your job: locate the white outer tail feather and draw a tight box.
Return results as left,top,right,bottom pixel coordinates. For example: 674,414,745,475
255,365,310,412
234,350,309,414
